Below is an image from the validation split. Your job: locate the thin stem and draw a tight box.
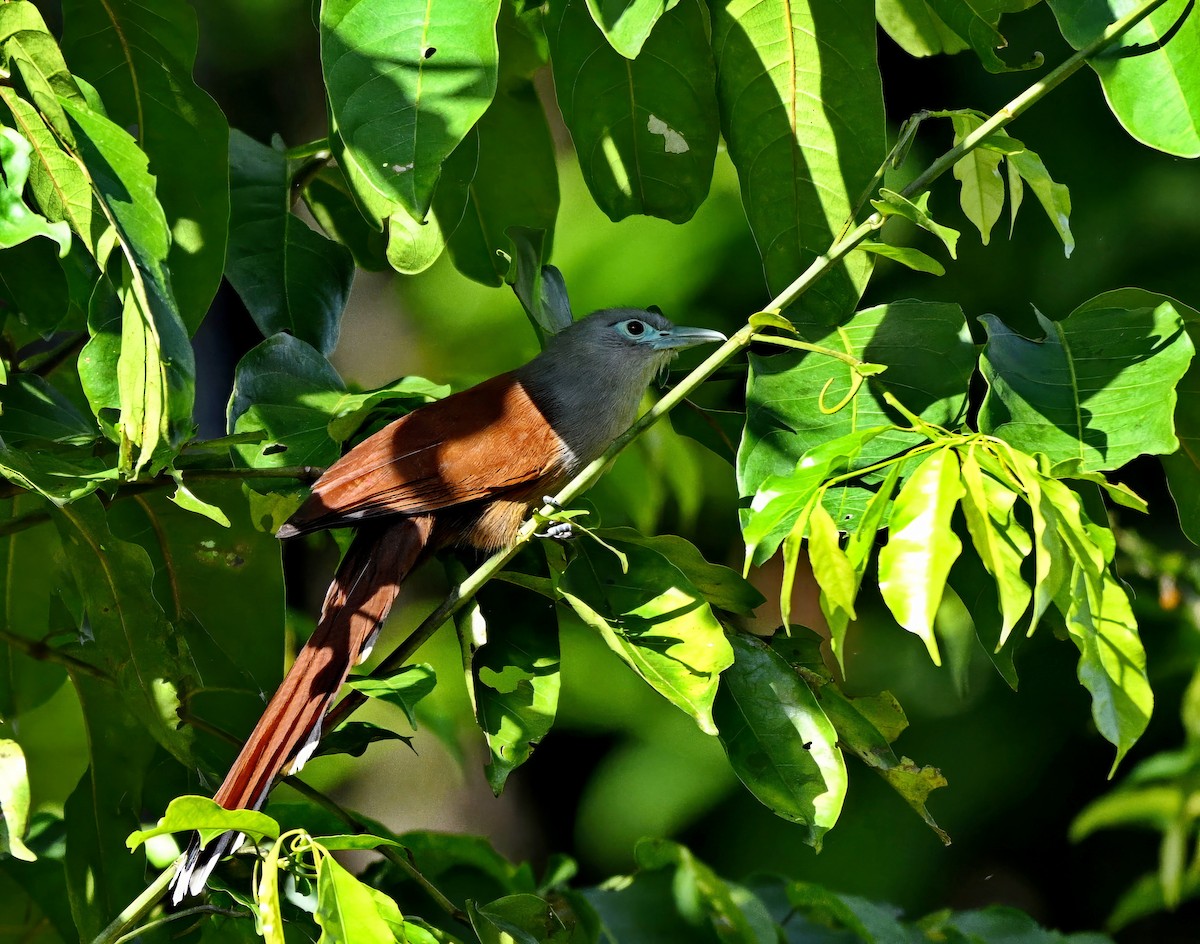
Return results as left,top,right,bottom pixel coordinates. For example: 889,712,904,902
91,864,178,944
0,627,111,680
113,906,249,944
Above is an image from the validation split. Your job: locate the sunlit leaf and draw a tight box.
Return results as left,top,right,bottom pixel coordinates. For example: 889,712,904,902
979,298,1194,471
126,795,280,850
877,447,964,664
0,128,70,257
711,0,884,317
0,740,36,860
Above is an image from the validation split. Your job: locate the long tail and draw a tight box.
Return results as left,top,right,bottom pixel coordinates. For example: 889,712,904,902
170,515,434,902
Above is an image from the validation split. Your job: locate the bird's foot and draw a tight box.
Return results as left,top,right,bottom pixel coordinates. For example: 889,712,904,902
534,521,577,542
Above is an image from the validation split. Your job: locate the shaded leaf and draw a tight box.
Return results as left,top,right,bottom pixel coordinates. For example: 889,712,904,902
1008,148,1074,256
302,164,390,271
0,128,70,256
711,0,884,318
226,132,353,355
316,721,413,759
714,633,846,848
559,537,734,734
855,240,945,275
347,664,437,728
549,0,718,224
60,0,230,330
979,298,1194,471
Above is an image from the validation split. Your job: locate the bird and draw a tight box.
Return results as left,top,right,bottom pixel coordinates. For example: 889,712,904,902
169,307,725,901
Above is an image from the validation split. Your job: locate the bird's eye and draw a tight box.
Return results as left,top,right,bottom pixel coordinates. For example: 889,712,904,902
622,320,646,337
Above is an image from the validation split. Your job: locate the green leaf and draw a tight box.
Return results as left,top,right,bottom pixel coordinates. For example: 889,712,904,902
739,300,974,535
316,721,413,759
229,334,446,470
228,334,346,469
125,795,280,850
1058,565,1152,773
877,447,965,664
315,850,405,944
584,0,680,57
0,128,70,256
600,528,764,614
0,496,68,718
0,739,36,860
978,298,1195,471
958,447,1032,648
949,112,1005,244
1007,148,1074,256
321,0,502,220
742,426,890,570
60,0,230,330
0,1,86,139
714,633,846,848
799,675,950,843
0,375,98,446
711,0,884,318
559,537,735,734
0,441,113,505
503,226,574,339
226,131,354,355
439,80,558,286
855,240,945,275
807,501,859,660
870,188,960,258
470,587,560,795
924,0,1037,72
548,0,718,224
347,664,437,728
470,892,594,944
1048,0,1200,157
875,0,968,57
53,497,193,759
302,164,389,271
105,481,285,759
60,97,196,472
64,675,158,942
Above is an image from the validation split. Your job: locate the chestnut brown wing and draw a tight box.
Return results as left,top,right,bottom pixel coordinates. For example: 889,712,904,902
280,372,566,536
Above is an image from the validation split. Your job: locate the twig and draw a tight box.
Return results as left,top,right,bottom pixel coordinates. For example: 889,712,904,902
0,627,111,680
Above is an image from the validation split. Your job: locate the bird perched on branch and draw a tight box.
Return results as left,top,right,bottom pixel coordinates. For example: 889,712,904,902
170,307,725,901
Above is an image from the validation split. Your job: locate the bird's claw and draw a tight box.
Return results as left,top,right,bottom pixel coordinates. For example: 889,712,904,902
535,521,577,542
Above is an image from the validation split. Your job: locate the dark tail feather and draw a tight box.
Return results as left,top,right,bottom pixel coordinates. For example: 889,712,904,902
170,516,433,902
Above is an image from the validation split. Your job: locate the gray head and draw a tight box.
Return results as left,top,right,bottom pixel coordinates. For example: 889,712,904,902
518,307,725,468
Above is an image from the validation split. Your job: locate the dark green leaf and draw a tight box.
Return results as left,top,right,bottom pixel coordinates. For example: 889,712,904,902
347,664,437,727
549,0,718,224
302,164,389,271
226,131,354,355
1008,147,1074,256
711,0,884,317
503,226,574,339
978,298,1195,471
0,496,67,718
53,497,193,759
0,375,98,445
715,633,846,847
469,892,595,944
1048,0,1200,157
440,78,559,286
316,721,414,759
924,0,1038,72
322,0,502,220
470,587,560,794
64,675,157,941
601,528,764,614
60,0,230,330
870,188,960,258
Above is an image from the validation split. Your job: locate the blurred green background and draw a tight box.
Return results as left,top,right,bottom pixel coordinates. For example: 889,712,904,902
25,1,1200,939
